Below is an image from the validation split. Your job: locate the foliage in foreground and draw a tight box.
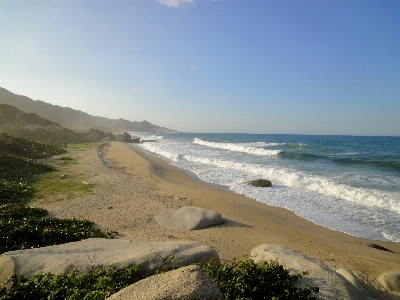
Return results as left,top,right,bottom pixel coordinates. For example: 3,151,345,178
0,258,319,300
0,205,106,255
0,133,65,204
0,265,141,300
200,258,319,300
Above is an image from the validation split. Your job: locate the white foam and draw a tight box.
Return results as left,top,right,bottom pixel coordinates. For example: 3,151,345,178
193,138,283,156
139,142,179,162
382,231,400,243
134,134,400,242
182,155,400,214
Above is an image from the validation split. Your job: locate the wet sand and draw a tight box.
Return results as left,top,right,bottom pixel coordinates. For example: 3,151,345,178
40,141,400,299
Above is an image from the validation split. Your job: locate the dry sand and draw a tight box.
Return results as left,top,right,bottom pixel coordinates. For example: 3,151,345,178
39,141,400,299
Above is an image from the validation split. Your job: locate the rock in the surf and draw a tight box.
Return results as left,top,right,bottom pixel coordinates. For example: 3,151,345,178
247,179,272,187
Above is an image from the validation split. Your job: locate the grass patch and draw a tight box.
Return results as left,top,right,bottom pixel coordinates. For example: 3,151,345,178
67,142,103,149
0,133,65,205
31,169,94,203
30,156,94,204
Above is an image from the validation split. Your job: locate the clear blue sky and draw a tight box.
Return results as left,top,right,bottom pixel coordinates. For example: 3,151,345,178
1,0,399,135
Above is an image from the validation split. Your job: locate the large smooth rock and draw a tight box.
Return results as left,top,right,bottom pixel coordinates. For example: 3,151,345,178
107,265,223,300
251,244,367,300
0,239,219,283
155,206,224,231
336,268,371,297
129,135,140,143
377,272,400,292
101,136,113,142
115,134,128,142
123,132,132,141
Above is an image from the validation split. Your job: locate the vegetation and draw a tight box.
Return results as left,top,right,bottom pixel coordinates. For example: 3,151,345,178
200,258,318,300
0,205,106,254
0,133,65,204
0,265,141,300
67,142,102,149
1,126,90,144
31,156,95,204
0,133,94,204
0,133,65,159
0,103,90,144
0,104,56,128
0,258,319,300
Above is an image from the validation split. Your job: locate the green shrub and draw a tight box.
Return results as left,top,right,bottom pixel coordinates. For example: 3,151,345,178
0,133,65,204
0,125,90,144
0,155,55,204
0,205,106,254
0,265,141,300
0,179,32,204
0,155,55,181
0,133,65,158
200,258,319,300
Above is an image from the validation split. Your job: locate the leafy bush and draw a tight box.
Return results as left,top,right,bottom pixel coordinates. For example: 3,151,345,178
0,265,141,300
0,133,65,158
0,179,32,204
0,133,64,204
0,155,55,204
200,258,319,300
1,126,90,144
0,155,55,181
0,204,47,219
0,205,106,254
0,257,319,300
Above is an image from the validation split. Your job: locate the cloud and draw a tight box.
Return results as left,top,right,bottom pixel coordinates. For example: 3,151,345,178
157,0,196,8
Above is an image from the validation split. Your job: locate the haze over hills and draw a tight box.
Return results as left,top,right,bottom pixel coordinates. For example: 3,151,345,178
0,103,90,143
0,88,175,133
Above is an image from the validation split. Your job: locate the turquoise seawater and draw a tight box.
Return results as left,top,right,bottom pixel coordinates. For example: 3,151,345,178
131,133,400,243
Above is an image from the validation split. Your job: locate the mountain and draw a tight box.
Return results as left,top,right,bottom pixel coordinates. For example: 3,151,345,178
0,88,175,133
0,103,90,143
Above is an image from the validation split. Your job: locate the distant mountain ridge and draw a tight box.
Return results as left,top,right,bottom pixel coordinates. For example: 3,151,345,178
0,88,175,133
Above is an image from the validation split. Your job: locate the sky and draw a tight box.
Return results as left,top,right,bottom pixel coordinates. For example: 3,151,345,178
1,0,399,135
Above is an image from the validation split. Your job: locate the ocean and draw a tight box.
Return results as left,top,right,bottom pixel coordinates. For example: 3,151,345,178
130,133,400,243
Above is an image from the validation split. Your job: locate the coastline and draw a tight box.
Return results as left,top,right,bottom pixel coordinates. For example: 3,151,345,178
39,141,400,298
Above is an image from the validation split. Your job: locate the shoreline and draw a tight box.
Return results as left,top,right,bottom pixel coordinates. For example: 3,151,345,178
137,144,236,194
39,141,400,299
132,143,393,243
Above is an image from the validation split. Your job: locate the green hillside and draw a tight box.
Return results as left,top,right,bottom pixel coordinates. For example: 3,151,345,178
0,104,90,144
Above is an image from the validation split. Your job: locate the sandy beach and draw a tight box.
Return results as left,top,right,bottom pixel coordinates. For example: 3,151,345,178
39,141,400,299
